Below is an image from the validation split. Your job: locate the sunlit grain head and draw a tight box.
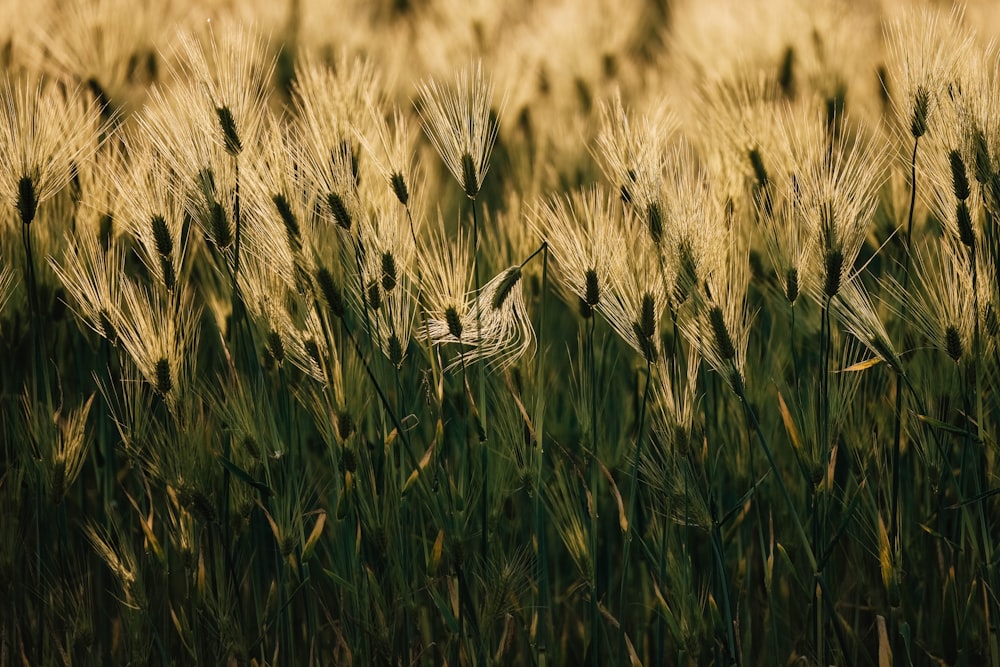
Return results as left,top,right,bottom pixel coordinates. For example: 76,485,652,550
678,229,754,393
113,131,188,292
415,61,505,199
358,102,423,221
885,5,973,142
351,192,417,367
0,76,105,227
115,278,201,411
529,184,626,317
48,220,126,344
168,21,274,157
594,89,678,219
905,238,977,365
793,120,887,301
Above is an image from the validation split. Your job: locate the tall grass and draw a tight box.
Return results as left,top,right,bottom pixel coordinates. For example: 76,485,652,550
1,1,999,665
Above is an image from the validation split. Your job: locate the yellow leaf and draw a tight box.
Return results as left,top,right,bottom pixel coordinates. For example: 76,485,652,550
428,528,445,575
877,614,892,667
777,391,803,451
301,511,327,561
403,422,441,493
597,459,628,533
837,357,882,373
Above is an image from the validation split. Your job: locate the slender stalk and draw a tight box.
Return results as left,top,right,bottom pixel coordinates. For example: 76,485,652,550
616,357,653,634
588,314,600,666
732,370,817,572
532,244,550,662
711,523,740,667
470,197,489,563
816,295,833,662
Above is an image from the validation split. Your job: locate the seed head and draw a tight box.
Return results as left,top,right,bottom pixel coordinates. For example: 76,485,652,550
267,328,285,363
388,333,404,366
416,62,503,201
944,324,963,362
209,201,232,250
390,171,409,206
327,192,352,230
491,266,522,311
381,251,397,292
620,170,637,204
631,321,658,363
17,175,37,226
955,201,975,249
639,293,657,339
151,215,173,258
778,46,795,98
910,86,929,138
708,305,736,360
154,357,172,396
159,257,176,291
216,105,242,156
584,268,600,307
316,267,345,319
646,201,663,245
972,128,992,185
823,248,844,298
304,338,322,367
785,266,799,304
272,193,301,251
748,148,769,187
445,305,463,339
366,279,382,311
337,412,355,441
461,152,478,199
0,78,104,226
186,489,216,524
949,149,970,201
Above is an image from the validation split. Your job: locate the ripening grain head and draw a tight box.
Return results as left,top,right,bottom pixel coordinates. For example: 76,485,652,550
794,122,886,301
598,211,667,364
678,229,754,393
415,61,504,199
594,90,677,216
530,185,625,316
359,102,423,218
902,239,976,365
885,6,973,141
114,131,188,292
49,222,126,344
169,22,273,157
115,278,201,410
0,76,104,226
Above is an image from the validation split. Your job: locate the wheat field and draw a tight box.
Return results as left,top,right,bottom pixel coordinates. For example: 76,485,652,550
1,0,999,665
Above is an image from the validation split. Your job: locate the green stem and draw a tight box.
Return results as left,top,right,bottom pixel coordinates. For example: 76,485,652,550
588,315,600,666
532,244,550,661
711,523,740,667
617,357,653,637
470,197,490,571
733,371,817,572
